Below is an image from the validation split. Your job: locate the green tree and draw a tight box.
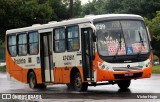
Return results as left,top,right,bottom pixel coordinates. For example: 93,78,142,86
0,0,22,42
81,0,107,16
81,0,160,19
19,0,52,25
105,0,160,19
74,0,82,17
49,0,70,21
145,11,160,41
145,11,160,58
0,0,53,42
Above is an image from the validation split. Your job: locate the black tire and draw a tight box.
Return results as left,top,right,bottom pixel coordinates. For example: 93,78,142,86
66,84,73,90
73,72,88,91
37,84,47,89
117,80,131,89
28,72,37,89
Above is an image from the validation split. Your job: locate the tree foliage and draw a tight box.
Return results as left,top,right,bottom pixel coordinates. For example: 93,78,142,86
145,11,160,57
145,11,160,41
81,0,160,19
0,0,53,42
81,0,107,16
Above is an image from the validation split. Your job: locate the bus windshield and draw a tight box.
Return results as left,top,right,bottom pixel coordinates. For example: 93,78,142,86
95,20,149,57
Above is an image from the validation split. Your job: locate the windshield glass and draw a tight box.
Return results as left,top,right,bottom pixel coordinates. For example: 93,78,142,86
95,20,149,56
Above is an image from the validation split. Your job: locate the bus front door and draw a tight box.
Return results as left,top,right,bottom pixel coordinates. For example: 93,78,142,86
81,28,93,81
40,32,54,83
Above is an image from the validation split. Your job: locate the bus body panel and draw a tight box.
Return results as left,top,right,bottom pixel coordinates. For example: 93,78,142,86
54,66,83,84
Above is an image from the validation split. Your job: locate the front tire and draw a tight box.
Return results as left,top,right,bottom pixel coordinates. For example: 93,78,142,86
73,72,88,91
117,80,131,89
66,84,73,90
37,84,46,89
28,72,37,89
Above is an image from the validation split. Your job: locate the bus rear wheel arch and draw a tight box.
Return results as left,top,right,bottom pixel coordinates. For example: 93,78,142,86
28,71,46,89
69,68,88,91
73,72,88,91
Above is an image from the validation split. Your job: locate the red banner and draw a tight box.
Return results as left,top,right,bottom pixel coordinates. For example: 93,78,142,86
108,43,126,55
132,43,148,53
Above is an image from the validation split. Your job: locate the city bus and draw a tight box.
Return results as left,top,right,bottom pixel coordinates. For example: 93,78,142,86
6,14,152,91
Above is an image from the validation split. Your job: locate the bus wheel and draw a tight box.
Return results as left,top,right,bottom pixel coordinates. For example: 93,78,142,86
66,84,73,90
37,84,46,89
73,72,88,91
28,72,37,89
117,80,131,89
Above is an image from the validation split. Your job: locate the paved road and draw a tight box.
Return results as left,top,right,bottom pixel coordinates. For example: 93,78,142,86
0,72,160,102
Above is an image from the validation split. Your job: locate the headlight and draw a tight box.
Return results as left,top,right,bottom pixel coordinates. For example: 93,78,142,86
98,62,110,70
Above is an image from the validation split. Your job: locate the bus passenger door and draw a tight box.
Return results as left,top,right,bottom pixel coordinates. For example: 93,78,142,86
40,32,54,83
81,28,93,81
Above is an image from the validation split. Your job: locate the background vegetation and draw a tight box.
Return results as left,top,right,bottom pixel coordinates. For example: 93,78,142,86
152,65,160,74
0,66,6,72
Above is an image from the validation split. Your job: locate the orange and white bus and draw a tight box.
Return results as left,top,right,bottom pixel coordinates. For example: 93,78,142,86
6,14,152,91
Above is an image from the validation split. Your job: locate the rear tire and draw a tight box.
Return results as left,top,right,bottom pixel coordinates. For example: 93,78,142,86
73,72,88,91
28,72,37,89
117,80,131,89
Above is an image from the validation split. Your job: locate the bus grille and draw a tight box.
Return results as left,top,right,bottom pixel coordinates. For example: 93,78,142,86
113,66,143,71
114,72,143,79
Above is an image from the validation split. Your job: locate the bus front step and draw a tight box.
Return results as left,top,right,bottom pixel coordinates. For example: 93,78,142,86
88,81,116,86
43,82,54,85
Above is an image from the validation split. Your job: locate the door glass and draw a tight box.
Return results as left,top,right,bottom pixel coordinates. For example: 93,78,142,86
83,29,92,78
43,36,49,57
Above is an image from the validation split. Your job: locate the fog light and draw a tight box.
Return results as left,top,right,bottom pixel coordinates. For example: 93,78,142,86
102,65,105,69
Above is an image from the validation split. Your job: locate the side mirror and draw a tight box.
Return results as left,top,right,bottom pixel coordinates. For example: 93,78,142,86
146,26,153,41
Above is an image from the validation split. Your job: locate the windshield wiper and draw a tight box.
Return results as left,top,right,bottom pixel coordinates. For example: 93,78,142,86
113,32,122,62
119,32,122,50
139,31,144,47
113,21,123,62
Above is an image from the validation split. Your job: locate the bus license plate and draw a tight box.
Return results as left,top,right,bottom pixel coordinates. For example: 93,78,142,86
124,73,133,76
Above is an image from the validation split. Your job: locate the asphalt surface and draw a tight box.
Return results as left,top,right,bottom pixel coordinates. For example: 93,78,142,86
0,72,160,102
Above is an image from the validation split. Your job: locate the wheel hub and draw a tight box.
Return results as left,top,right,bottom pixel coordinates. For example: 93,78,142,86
75,76,81,88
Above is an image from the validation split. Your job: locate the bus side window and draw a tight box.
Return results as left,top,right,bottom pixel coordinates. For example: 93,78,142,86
18,33,27,56
33,44,38,54
8,35,17,56
67,25,79,51
28,32,39,55
54,27,66,52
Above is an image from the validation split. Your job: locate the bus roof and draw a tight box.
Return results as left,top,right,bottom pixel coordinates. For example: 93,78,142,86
6,14,143,34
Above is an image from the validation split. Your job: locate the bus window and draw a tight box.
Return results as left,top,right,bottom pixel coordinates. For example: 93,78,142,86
28,32,39,55
18,33,27,56
54,27,66,52
67,26,79,51
8,35,17,56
